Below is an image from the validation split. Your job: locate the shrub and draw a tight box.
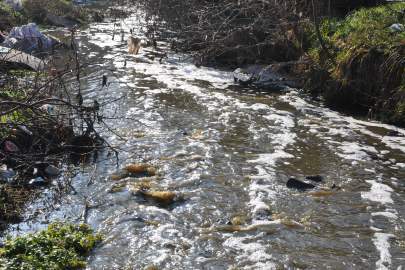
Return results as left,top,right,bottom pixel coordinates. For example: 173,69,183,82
0,222,103,269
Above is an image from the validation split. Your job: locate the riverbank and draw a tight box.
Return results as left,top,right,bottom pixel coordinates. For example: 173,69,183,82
0,0,107,32
135,0,405,125
301,2,405,125
0,1,126,234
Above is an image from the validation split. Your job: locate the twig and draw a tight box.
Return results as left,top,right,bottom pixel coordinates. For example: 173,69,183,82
86,164,97,187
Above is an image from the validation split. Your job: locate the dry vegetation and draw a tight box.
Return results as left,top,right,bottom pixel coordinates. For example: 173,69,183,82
134,0,405,124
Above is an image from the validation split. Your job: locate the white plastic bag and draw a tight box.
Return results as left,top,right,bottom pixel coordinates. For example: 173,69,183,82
8,23,52,53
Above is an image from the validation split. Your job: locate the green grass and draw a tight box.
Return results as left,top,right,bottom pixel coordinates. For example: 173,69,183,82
309,3,405,62
0,222,103,270
303,3,405,124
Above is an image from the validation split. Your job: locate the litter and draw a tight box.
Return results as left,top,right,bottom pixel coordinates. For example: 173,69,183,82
29,177,45,185
0,164,15,181
5,141,19,152
2,23,52,54
391,23,403,31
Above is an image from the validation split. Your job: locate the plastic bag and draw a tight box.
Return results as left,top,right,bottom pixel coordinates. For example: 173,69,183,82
7,23,52,54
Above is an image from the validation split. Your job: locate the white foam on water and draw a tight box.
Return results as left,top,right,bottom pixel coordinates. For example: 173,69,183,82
224,236,263,252
373,232,395,270
336,142,377,161
281,89,405,154
361,180,394,204
371,212,398,220
247,150,294,166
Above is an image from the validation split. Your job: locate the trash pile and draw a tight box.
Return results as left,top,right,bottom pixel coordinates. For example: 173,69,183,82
0,23,52,55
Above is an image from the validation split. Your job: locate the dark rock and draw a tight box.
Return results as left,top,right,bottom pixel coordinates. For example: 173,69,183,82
286,178,316,190
0,48,45,72
387,131,404,137
45,14,79,28
305,175,323,182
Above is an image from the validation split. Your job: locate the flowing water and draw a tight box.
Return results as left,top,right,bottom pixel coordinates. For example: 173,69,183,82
6,11,405,270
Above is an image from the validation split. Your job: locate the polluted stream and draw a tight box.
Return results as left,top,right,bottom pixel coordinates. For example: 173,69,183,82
4,12,405,270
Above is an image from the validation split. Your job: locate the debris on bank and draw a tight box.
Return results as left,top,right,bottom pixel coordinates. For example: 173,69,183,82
233,65,298,88
1,23,52,55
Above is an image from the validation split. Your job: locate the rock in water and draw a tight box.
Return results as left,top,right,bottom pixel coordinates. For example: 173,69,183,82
286,178,316,190
305,175,323,182
386,131,404,137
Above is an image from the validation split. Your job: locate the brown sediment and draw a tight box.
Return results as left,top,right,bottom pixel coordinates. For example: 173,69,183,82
125,164,156,176
130,185,184,209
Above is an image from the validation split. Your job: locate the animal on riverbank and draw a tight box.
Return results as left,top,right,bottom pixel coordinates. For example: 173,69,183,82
127,37,142,55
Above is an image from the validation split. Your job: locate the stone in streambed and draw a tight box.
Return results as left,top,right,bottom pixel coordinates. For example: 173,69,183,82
286,178,316,190
305,175,323,182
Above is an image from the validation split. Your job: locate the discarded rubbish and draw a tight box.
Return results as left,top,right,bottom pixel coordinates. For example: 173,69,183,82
40,104,55,114
0,165,16,181
0,34,6,44
29,177,45,185
19,125,33,136
391,23,404,31
5,141,19,152
330,184,340,190
2,23,52,54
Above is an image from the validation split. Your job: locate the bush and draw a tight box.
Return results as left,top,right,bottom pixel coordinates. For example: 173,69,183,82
0,222,103,269
22,0,48,23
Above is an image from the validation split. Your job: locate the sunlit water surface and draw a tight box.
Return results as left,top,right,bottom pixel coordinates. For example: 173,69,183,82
5,10,405,270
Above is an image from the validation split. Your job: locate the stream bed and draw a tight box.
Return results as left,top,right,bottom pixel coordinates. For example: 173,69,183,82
5,11,405,270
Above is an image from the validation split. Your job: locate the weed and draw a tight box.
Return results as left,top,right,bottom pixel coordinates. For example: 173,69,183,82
0,222,103,269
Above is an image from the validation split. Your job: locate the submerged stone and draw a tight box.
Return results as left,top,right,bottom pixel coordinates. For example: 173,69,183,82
386,131,404,137
305,175,323,182
132,187,184,209
286,178,316,190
